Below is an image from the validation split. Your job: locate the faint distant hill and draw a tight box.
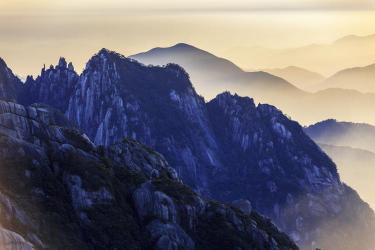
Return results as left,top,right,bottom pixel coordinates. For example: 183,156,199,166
305,119,375,153
306,118,375,209
131,43,303,100
264,66,325,91
132,43,375,125
226,34,375,76
320,144,375,210
319,63,375,93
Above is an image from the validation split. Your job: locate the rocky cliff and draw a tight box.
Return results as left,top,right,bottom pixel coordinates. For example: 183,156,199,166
0,99,297,250
0,58,23,102
16,49,375,249
65,49,219,194
19,58,79,111
207,93,375,249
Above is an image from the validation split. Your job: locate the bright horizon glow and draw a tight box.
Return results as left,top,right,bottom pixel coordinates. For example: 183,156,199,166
1,1,375,78
1,0,375,11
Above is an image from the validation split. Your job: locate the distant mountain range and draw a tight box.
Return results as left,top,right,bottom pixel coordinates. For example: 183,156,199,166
264,62,375,94
132,43,375,125
263,66,325,91
306,120,375,210
319,144,375,210
305,119,375,153
318,63,375,93
226,34,375,76
132,43,302,100
0,49,374,249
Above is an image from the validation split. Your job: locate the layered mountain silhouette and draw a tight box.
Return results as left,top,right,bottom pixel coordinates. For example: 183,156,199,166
132,43,375,125
319,63,375,93
132,43,302,101
306,120,375,211
319,144,375,210
305,119,375,153
263,66,325,91
226,34,375,76
1,49,372,250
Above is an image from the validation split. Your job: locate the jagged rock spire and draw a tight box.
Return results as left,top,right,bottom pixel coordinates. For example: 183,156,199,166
0,57,22,102
58,57,67,68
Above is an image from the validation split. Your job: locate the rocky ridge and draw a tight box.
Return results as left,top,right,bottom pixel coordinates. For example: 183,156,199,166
0,99,297,250
8,49,375,249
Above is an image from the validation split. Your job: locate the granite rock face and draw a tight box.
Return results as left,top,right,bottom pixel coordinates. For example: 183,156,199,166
65,49,219,193
0,58,23,102
207,93,375,249
20,58,79,111
16,49,375,249
0,100,297,250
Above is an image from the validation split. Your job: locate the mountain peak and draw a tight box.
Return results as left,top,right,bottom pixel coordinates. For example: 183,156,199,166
211,91,257,112
0,57,7,68
84,49,128,72
98,48,113,56
215,91,253,103
335,34,375,43
171,42,197,50
58,57,67,68
93,48,132,63
0,57,22,102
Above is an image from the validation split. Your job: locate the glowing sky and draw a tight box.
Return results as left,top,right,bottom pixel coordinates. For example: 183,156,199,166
1,0,375,76
2,0,375,11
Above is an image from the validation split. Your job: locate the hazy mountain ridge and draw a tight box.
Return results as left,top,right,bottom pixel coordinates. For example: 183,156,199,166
12,49,375,249
226,33,375,76
318,143,375,211
263,66,325,91
305,120,375,210
131,43,303,100
132,43,375,125
305,119,375,153
320,63,375,93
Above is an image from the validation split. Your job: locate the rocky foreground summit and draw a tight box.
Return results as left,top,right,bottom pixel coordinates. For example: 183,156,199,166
0,99,297,249
0,49,374,249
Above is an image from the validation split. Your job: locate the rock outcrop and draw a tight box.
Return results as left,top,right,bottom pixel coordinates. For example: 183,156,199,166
0,58,23,102
207,93,375,249
65,49,219,193
0,99,297,250
20,58,78,111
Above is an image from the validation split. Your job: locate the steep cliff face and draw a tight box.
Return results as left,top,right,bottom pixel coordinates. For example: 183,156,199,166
17,50,375,249
20,58,79,111
0,58,23,102
207,93,375,249
0,99,297,250
66,49,220,192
